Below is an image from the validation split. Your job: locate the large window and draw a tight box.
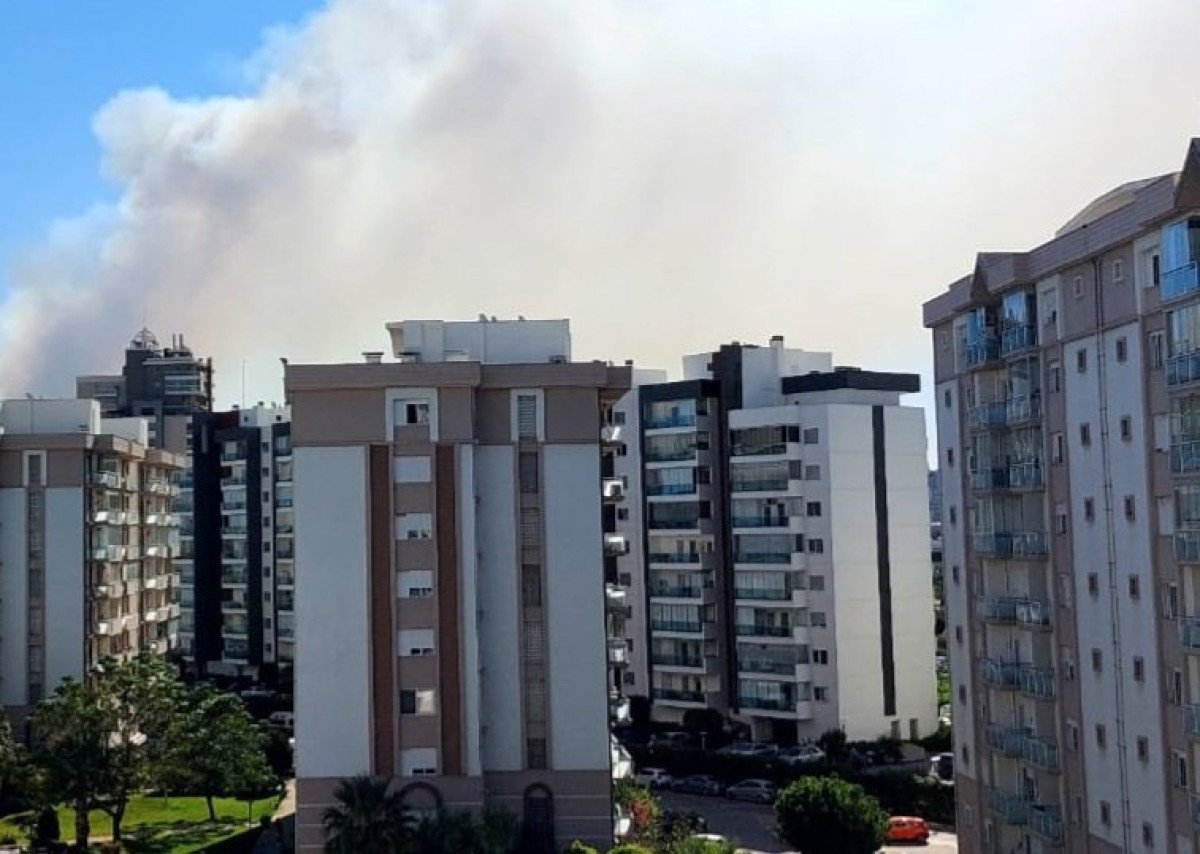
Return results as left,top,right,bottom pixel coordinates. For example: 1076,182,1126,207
730,426,793,457
644,399,696,430
645,432,701,463
730,461,790,492
645,467,696,496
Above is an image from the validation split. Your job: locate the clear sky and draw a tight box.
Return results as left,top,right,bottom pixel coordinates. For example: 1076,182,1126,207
2,0,1199,459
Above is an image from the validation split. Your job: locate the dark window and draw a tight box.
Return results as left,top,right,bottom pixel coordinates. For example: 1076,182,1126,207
1077,348,1087,373
519,452,539,493
399,690,416,714
1116,337,1128,363
522,565,542,607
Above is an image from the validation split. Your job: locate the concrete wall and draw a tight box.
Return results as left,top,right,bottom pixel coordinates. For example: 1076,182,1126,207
44,488,84,691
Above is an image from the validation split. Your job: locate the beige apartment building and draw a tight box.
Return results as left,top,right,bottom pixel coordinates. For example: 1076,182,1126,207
924,138,1200,853
286,319,629,852
0,399,181,714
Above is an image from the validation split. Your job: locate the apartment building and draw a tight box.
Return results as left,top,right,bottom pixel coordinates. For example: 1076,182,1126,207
76,327,213,451
176,405,293,683
922,138,1200,854
621,337,937,744
0,399,182,713
286,318,630,853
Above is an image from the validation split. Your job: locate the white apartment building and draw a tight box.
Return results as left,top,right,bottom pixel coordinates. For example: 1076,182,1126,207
286,318,630,853
923,138,1200,853
620,337,938,744
0,399,181,713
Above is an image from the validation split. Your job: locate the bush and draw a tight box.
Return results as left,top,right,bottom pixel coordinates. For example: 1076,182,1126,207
608,845,654,854
668,839,737,854
564,842,600,854
775,776,888,854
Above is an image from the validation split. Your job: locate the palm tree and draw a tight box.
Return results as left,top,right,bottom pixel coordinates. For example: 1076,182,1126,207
322,775,407,853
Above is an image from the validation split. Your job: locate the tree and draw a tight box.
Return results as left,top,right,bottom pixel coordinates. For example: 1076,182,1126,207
165,684,275,821
614,779,660,842
816,728,848,763
774,776,888,854
320,775,406,854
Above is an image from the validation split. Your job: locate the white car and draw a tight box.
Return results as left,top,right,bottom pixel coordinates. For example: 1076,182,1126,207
778,744,826,765
633,767,674,789
268,711,295,729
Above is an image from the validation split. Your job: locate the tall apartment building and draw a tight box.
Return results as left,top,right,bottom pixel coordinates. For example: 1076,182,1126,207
286,318,630,853
175,405,293,684
0,399,181,714
922,138,1200,853
77,327,213,451
619,337,937,744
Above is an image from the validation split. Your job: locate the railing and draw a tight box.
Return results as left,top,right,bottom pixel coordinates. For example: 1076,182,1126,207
646,483,697,496
652,687,704,703
963,336,1001,368
735,587,792,601
981,597,1018,623
1028,806,1064,844
1015,598,1052,629
1180,617,1200,649
738,658,798,675
1167,350,1200,387
972,465,1043,492
1022,735,1060,772
648,518,702,530
731,516,789,528
1185,704,1200,738
1177,531,1200,562
1172,440,1200,473
221,571,248,585
1163,261,1200,301
973,531,1048,558
652,654,704,668
648,552,702,564
981,659,1022,689
731,479,790,493
984,725,1028,757
730,443,787,458
650,584,703,599
735,624,791,638
734,552,794,565
645,449,698,463
644,413,696,430
739,695,795,712
1000,324,1037,356
1020,666,1056,701
651,620,703,634
92,471,122,490
967,396,1041,431
989,791,1030,825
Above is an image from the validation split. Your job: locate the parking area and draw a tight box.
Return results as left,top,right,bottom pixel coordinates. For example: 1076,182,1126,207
659,791,957,854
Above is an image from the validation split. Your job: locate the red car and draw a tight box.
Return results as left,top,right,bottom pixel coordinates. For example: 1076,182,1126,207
886,816,930,844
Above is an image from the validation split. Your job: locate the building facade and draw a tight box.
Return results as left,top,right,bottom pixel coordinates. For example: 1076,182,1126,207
77,327,213,452
623,337,938,744
176,405,294,684
922,139,1200,853
286,319,629,853
0,399,181,714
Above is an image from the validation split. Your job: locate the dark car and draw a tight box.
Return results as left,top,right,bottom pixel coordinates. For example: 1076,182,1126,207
931,752,954,782
674,774,726,797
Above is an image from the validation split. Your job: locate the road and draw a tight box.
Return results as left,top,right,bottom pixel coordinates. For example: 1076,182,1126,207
659,791,957,853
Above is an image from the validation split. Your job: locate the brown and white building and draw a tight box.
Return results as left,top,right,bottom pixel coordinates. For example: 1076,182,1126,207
286,318,630,853
924,138,1200,853
0,399,181,715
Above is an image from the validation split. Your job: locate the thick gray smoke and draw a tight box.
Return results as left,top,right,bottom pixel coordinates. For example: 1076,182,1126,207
3,0,1198,405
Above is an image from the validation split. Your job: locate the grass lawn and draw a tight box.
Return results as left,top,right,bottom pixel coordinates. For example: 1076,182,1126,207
0,794,281,853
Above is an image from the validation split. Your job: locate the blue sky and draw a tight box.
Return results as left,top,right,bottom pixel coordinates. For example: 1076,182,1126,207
0,1,320,265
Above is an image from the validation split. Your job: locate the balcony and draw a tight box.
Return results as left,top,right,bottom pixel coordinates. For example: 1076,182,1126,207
651,620,703,635
650,583,706,600
604,535,630,557
735,587,794,602
973,531,1048,558
1020,666,1056,701
974,461,1045,493
963,336,1001,369
731,515,789,529
1181,617,1200,650
731,479,790,494
735,624,792,639
92,471,122,490
981,597,1018,624
1015,598,1052,629
1022,734,1060,773
652,653,704,669
1185,704,1200,738
734,552,795,566
984,725,1027,757
989,791,1029,825
648,518,702,531
1168,349,1200,387
1163,261,1200,301
652,687,705,705
645,413,697,430
968,396,1041,432
1178,531,1200,563
645,448,698,464
646,483,697,497
648,552,704,566
980,659,1022,690
1028,806,1064,845
738,695,797,713
1000,324,1037,357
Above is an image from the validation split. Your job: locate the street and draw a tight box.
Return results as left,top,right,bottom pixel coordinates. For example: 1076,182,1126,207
660,792,958,853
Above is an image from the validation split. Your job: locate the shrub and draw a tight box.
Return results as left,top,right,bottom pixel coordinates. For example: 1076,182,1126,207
608,845,654,854
564,842,600,854
775,776,888,854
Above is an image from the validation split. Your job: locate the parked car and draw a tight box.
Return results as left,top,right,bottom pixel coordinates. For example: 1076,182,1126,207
649,731,695,749
725,778,778,804
633,767,675,789
717,741,776,758
930,752,954,782
778,744,825,765
673,774,726,797
268,711,295,730
886,815,930,843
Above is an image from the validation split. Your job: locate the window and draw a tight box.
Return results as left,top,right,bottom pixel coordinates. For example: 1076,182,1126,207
948,506,957,525
1096,724,1107,748
812,649,829,665
398,570,433,598
1088,573,1100,596
954,626,963,644
808,575,825,591
1056,510,1068,535
1116,336,1128,362
1137,736,1149,762
1092,648,1103,672
814,686,828,702
1049,361,1062,392
951,565,960,585
1052,432,1065,463
520,508,541,549
802,428,819,445
1084,498,1095,521
518,452,539,493
401,400,430,425
1142,822,1154,847
804,464,821,480
1133,657,1145,682
1174,670,1185,705
1073,275,1084,298
958,685,967,705
1067,721,1079,751
1152,253,1162,286
1077,348,1087,373
1174,751,1189,789
1113,259,1125,283
807,538,824,554
1129,574,1141,599
960,744,970,768
1120,416,1133,441
946,448,954,467
1150,331,1165,369
943,390,952,408
1167,583,1180,619
24,452,44,487
526,737,547,770
522,564,542,607
516,394,538,439
398,629,435,656
1080,423,1092,446
810,612,827,627
806,501,822,517
1124,495,1136,521
399,689,435,715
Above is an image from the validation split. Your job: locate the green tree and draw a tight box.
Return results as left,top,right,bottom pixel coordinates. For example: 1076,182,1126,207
816,728,848,763
774,776,888,854
165,684,275,821
320,775,407,854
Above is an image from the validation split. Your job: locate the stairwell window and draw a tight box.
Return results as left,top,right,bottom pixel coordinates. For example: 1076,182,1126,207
1120,416,1133,441
1124,495,1136,521
1174,751,1189,789
1113,259,1125,283
1084,498,1095,522
1116,336,1128,362
1080,423,1092,446
1088,573,1099,596
1091,648,1102,672
1099,801,1111,826
1137,736,1149,762
1095,724,1107,748
1133,656,1145,682
1077,347,1087,373
516,394,539,440
1129,574,1141,599
1073,275,1084,298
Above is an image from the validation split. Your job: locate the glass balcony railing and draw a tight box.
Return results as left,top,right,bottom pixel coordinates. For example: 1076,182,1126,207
967,396,1042,431
973,531,1048,558
1000,324,1037,356
735,587,792,601
652,654,703,668
1163,262,1200,301
1172,440,1200,473
1177,531,1200,562
971,463,1044,492
648,518,702,530
989,791,1030,825
648,552,702,564
1020,666,1056,701
1022,735,1060,773
735,624,791,638
731,478,790,493
651,620,703,634
731,515,789,528
645,448,699,463
734,552,794,565
644,413,697,430
982,597,1018,623
738,658,798,675
739,695,794,712
984,724,1028,757
652,687,704,703
1184,705,1200,738
1181,617,1200,650
963,336,1001,369
650,584,704,599
981,659,1022,689
646,483,698,496
1028,806,1064,843
1168,350,1200,387
1015,598,1052,628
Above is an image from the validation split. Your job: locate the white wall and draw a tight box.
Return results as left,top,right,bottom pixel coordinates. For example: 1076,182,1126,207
0,490,28,706
44,488,85,690
0,399,99,435
294,446,372,778
387,319,571,364
544,445,610,771
475,446,523,771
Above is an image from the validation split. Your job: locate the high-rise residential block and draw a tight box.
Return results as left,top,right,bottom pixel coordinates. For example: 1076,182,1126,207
77,327,213,451
176,405,293,683
618,337,937,744
285,318,630,853
0,399,181,713
923,138,1200,853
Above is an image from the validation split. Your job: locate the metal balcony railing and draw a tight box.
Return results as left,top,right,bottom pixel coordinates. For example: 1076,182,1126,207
1028,806,1064,844
1000,324,1037,356
1022,735,1060,773
1020,666,1056,701
652,688,704,703
989,791,1030,825
981,659,1022,690
1163,262,1200,301
1181,617,1200,650
984,724,1027,757
1168,349,1200,386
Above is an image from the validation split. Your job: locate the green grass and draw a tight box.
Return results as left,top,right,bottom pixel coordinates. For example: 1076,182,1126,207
0,794,281,853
